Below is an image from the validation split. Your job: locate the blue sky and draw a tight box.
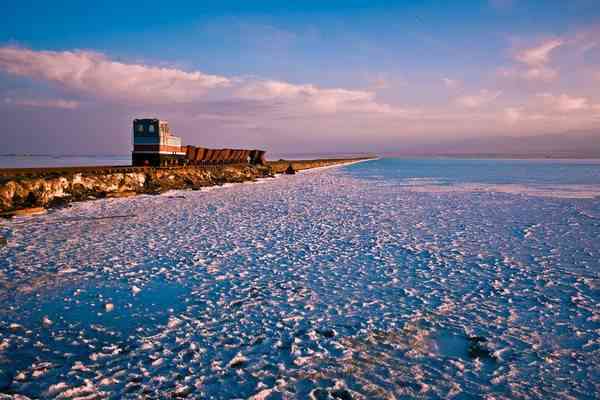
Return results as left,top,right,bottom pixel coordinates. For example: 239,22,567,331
0,0,599,154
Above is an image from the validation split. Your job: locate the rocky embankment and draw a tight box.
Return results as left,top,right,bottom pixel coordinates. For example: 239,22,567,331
0,158,371,216
268,158,365,173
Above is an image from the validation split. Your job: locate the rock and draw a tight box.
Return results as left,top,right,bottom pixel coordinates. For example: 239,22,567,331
1,207,47,218
47,196,71,209
0,159,369,213
0,237,6,247
284,164,296,175
107,191,137,198
9,323,23,333
131,285,142,295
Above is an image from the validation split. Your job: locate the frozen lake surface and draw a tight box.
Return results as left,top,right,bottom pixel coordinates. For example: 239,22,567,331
0,158,599,399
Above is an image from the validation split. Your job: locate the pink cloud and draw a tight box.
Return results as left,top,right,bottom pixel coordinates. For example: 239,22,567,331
504,107,521,124
455,90,502,108
4,97,80,109
1,45,598,142
0,46,396,115
498,39,564,82
236,79,393,114
442,77,460,89
0,46,231,104
515,39,563,67
537,93,590,112
498,66,558,82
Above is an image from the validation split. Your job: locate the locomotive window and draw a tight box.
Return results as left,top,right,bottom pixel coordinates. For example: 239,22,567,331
137,124,144,133
149,125,155,133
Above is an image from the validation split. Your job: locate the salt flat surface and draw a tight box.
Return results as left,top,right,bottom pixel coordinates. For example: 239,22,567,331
0,159,599,399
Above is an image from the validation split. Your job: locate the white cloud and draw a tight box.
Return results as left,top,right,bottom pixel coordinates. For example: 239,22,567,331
0,46,396,115
504,107,521,124
0,46,231,104
1,45,598,142
499,39,564,82
236,80,392,113
537,93,589,112
456,90,502,108
523,66,559,81
498,65,559,82
515,39,563,67
442,78,460,89
4,97,80,109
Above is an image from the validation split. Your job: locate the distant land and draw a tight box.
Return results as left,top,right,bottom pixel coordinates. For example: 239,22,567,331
383,131,600,159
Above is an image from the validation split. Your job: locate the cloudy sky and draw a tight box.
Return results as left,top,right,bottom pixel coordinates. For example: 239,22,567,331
1,0,599,155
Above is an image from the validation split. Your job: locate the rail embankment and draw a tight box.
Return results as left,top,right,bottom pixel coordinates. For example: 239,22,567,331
0,157,372,216
267,158,370,174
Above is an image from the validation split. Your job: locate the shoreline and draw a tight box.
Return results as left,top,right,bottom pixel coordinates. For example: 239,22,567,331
295,157,378,173
0,157,375,217
153,158,375,198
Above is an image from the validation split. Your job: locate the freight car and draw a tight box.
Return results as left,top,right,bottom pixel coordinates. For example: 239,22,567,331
132,119,266,167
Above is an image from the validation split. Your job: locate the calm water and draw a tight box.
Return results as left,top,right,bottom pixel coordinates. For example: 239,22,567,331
0,159,599,399
0,155,132,169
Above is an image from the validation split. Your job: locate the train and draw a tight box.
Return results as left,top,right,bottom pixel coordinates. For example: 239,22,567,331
132,118,266,167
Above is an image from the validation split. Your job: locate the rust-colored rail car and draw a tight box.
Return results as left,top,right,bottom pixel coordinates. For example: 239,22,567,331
217,149,226,163
185,146,195,158
231,149,240,163
221,149,232,163
131,118,265,166
202,149,213,163
237,150,244,163
154,139,265,166
241,150,251,163
228,150,237,163
194,147,206,164
234,150,243,163
209,149,221,163
249,150,265,165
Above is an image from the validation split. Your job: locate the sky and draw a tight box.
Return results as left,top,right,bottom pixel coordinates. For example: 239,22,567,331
0,0,599,155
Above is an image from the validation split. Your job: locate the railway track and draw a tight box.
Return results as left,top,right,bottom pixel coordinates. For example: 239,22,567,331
0,162,252,179
0,157,374,180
